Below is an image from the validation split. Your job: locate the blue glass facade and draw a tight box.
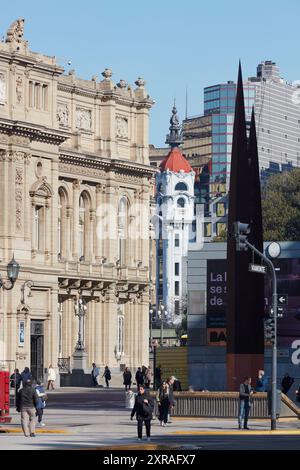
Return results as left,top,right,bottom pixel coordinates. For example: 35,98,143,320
204,82,256,190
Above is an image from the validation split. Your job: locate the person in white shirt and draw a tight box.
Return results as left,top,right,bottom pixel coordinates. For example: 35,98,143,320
47,365,56,390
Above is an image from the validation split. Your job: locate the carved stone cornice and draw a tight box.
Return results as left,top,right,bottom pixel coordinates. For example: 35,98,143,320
0,149,31,164
0,118,69,145
59,152,154,181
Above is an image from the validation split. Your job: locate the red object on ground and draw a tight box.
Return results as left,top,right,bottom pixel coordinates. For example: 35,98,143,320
0,370,12,423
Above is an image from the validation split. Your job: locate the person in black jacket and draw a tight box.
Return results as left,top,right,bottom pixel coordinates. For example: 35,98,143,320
281,373,294,395
238,376,253,430
135,367,144,391
130,385,153,441
16,380,39,437
123,367,132,391
10,368,22,392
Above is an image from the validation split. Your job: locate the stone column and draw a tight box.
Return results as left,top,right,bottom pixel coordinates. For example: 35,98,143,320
94,299,102,365
140,180,150,268
72,180,80,260
103,284,116,366
50,287,59,367
95,184,105,262
66,207,73,260
104,177,118,263
89,210,96,262
140,290,150,367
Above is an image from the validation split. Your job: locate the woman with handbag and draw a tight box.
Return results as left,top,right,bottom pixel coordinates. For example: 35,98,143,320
130,385,153,441
157,381,170,427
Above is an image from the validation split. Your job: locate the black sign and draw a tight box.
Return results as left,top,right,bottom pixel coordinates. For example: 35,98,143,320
278,294,288,305
207,259,227,328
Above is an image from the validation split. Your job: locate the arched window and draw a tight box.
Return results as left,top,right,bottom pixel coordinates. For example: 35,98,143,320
177,197,185,208
175,182,188,191
30,179,53,253
118,197,127,265
79,194,86,259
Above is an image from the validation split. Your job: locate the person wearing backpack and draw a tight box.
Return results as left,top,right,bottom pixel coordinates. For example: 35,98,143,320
130,385,153,441
103,366,111,387
35,380,47,427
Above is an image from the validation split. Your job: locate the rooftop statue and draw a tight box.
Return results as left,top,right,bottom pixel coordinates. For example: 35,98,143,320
6,18,25,44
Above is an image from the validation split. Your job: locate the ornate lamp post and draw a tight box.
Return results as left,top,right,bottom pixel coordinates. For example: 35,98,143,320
74,297,87,351
0,255,20,290
149,307,154,352
158,303,167,347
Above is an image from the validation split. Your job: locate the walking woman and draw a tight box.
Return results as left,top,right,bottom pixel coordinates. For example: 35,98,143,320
157,381,170,427
123,367,132,391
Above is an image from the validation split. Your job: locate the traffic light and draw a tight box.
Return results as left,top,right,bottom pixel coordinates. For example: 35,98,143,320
264,317,275,343
233,221,250,251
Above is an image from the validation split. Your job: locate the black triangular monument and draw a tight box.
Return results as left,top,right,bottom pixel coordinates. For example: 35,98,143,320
226,65,264,390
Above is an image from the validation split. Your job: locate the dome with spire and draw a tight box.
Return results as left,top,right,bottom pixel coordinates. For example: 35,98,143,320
160,103,192,173
160,147,192,173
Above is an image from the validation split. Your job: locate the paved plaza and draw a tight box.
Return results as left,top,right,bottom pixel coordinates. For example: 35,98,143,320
1,388,300,450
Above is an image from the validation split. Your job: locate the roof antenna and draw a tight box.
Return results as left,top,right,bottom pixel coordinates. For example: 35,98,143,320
185,86,188,120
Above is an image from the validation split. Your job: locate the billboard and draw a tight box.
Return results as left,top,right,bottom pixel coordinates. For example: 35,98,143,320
265,258,300,347
206,257,300,348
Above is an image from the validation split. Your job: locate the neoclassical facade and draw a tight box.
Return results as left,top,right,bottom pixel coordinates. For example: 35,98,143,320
0,19,154,380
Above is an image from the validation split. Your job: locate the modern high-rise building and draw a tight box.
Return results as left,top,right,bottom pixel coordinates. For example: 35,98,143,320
182,60,300,239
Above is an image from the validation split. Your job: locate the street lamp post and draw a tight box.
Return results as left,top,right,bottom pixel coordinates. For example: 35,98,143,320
158,303,167,347
149,308,153,352
74,297,87,351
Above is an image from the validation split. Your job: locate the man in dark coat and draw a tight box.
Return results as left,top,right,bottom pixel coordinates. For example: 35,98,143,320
16,379,39,437
123,367,132,391
281,373,294,395
130,385,153,441
238,376,253,430
21,367,32,387
154,365,162,390
135,367,144,391
10,369,22,392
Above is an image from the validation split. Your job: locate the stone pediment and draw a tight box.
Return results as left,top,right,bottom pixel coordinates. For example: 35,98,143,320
29,178,53,198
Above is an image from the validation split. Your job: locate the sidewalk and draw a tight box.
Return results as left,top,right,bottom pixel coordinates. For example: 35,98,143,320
2,387,300,450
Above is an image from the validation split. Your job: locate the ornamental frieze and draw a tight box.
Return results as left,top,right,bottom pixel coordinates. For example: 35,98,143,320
115,173,142,184
0,73,6,105
59,162,107,179
0,150,31,163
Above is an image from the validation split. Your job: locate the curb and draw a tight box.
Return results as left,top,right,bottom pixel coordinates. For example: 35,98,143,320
0,428,69,434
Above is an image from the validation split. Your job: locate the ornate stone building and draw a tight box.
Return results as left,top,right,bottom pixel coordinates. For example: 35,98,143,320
0,19,154,381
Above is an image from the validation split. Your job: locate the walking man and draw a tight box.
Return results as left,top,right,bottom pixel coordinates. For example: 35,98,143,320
21,367,32,388
10,368,22,392
102,366,111,387
16,379,39,437
91,363,100,387
238,376,253,430
281,373,294,395
130,385,153,441
35,380,47,427
123,367,132,391
135,367,144,391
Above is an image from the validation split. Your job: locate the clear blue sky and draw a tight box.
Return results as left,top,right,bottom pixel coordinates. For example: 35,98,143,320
1,0,300,146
